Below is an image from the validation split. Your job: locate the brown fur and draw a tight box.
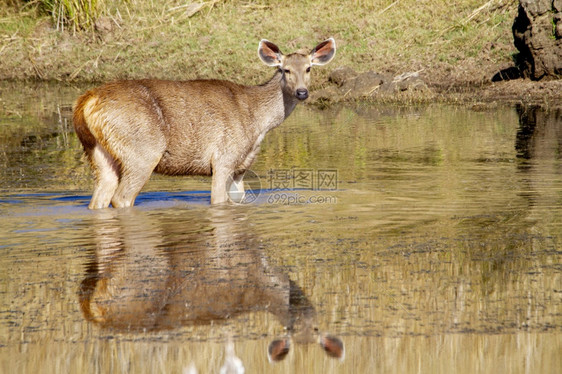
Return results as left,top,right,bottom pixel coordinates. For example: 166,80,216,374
73,39,336,208
72,91,97,150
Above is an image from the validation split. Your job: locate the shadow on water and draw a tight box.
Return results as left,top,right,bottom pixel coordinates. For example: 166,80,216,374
515,104,562,161
78,207,343,369
515,105,562,213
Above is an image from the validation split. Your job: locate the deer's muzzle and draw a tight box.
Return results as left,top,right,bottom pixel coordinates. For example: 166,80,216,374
296,88,309,100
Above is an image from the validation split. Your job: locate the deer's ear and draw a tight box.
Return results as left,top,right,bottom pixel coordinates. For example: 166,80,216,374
310,38,336,66
268,338,290,362
320,335,345,360
259,39,284,67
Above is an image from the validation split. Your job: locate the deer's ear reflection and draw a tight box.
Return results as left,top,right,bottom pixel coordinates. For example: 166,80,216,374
321,335,345,360
268,338,290,362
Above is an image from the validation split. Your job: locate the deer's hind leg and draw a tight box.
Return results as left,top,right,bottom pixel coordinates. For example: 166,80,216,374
110,159,160,208
109,139,166,209
88,144,120,209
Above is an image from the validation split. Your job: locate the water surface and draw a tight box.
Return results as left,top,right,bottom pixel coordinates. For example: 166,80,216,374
0,82,560,373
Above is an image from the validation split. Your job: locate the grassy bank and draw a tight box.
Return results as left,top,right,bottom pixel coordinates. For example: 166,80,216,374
0,0,518,88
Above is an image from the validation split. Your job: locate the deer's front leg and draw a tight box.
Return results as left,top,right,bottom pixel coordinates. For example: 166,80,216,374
211,166,231,204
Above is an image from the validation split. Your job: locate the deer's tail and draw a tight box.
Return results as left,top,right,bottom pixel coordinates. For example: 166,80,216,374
73,91,98,151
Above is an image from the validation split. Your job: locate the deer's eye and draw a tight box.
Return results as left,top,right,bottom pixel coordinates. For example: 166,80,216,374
306,66,311,73
284,69,291,74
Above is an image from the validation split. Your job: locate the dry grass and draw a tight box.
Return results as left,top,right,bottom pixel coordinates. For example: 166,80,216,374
0,0,518,86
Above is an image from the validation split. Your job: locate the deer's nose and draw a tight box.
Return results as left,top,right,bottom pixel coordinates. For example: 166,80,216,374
296,88,309,100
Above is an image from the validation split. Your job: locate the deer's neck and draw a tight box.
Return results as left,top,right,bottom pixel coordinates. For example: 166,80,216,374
254,70,299,134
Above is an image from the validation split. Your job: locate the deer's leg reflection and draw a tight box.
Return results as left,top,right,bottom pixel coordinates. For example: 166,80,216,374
79,207,343,359
163,207,291,324
80,209,170,330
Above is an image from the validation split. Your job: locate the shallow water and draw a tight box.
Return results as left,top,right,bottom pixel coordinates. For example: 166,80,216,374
0,82,561,373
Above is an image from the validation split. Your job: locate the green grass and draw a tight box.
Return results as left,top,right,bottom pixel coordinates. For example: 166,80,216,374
39,0,106,32
2,0,107,32
0,0,519,86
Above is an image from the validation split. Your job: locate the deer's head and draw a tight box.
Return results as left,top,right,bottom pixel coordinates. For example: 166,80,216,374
258,38,336,101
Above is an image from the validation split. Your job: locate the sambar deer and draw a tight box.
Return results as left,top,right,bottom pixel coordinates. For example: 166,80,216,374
73,38,336,209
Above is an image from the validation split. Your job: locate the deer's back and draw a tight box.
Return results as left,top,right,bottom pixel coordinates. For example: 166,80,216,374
87,79,269,176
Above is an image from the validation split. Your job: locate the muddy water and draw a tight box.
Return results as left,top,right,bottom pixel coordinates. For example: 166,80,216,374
0,82,561,373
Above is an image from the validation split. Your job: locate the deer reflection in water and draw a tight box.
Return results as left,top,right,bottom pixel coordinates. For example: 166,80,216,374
78,207,343,366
